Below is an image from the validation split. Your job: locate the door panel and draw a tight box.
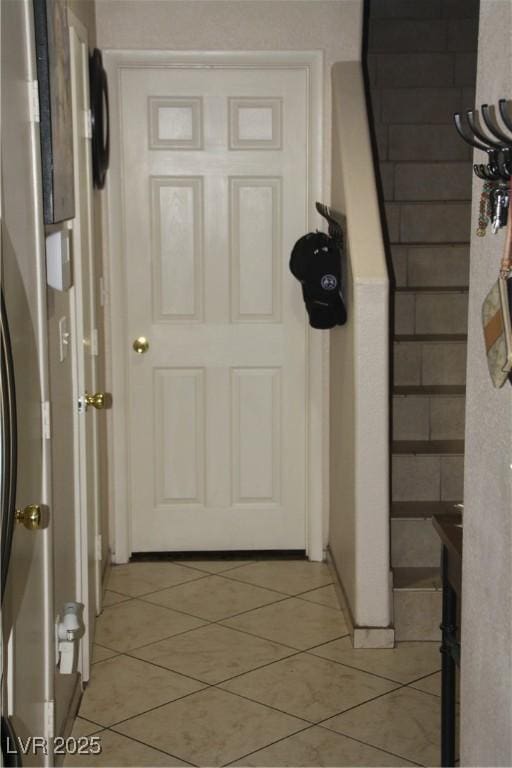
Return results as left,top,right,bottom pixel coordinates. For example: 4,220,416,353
119,66,309,552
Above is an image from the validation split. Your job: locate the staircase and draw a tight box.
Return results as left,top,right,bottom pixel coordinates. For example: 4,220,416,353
366,0,479,640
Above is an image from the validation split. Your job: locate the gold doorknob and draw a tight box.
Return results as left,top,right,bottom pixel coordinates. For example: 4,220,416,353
84,392,111,410
133,336,149,354
16,504,50,531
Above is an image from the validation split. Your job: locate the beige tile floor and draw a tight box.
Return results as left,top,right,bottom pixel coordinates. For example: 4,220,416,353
66,559,443,767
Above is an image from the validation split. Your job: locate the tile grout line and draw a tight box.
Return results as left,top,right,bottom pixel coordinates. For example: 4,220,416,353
313,677,440,731
130,647,304,687
222,720,425,768
210,680,406,731
104,571,213,600
101,726,198,767
92,619,213,657
136,591,292,622
210,621,350,654
213,617,349,651
98,587,347,653
99,593,321,655
106,629,376,690
104,685,217,730
317,718,426,768
221,723,320,767
125,630,353,686
217,570,335,595
303,647,442,687
94,650,215,688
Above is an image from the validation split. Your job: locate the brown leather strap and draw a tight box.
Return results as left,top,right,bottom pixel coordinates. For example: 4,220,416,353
484,306,504,351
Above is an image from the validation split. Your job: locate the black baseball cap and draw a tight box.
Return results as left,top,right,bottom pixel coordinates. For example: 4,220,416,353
290,231,347,329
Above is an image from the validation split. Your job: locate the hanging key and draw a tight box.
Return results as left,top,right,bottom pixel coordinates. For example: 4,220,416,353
491,186,509,233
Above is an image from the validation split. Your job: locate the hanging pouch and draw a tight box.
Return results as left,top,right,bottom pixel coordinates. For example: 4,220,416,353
482,179,512,387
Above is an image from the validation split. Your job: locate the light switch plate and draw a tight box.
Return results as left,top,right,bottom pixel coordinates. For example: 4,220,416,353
46,229,72,291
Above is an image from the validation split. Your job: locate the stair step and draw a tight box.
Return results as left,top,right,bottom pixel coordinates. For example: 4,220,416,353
392,440,464,455
393,162,472,203
395,293,468,336
392,453,464,502
394,338,467,387
392,202,472,245
387,125,472,163
395,286,468,293
391,517,441,568
391,501,463,519
395,334,467,342
393,385,465,395
393,393,465,441
368,53,456,89
393,567,441,591
393,567,442,641
392,243,470,290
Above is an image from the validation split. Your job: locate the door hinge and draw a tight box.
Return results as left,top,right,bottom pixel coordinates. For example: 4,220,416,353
29,80,40,123
91,328,99,357
42,401,51,440
95,534,103,562
44,700,55,739
83,109,93,139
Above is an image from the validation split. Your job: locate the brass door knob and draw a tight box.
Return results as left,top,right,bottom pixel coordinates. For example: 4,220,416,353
84,392,112,410
133,336,149,354
16,504,50,531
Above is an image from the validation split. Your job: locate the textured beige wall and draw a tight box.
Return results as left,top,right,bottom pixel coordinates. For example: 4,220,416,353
68,0,96,41
95,0,361,61
460,1,512,765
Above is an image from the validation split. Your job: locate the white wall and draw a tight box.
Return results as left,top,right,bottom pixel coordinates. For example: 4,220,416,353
329,62,390,643
460,1,512,764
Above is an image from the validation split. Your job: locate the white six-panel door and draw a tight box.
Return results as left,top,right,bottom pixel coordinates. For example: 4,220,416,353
116,62,313,552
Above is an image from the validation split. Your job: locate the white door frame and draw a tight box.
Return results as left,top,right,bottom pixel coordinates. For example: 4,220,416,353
103,50,326,562
68,10,102,678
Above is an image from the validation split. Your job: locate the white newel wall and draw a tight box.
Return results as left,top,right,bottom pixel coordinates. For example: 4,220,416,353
329,62,391,645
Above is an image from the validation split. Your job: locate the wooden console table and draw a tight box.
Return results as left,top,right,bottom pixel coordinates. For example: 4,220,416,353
432,512,463,768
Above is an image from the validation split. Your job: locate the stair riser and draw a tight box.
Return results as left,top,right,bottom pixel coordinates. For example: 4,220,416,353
395,292,468,336
388,125,472,163
392,454,464,501
394,341,467,386
385,202,472,244
391,245,470,289
393,395,465,441
369,17,478,56
393,589,442,641
391,518,442,567
368,52,475,89
381,162,473,203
